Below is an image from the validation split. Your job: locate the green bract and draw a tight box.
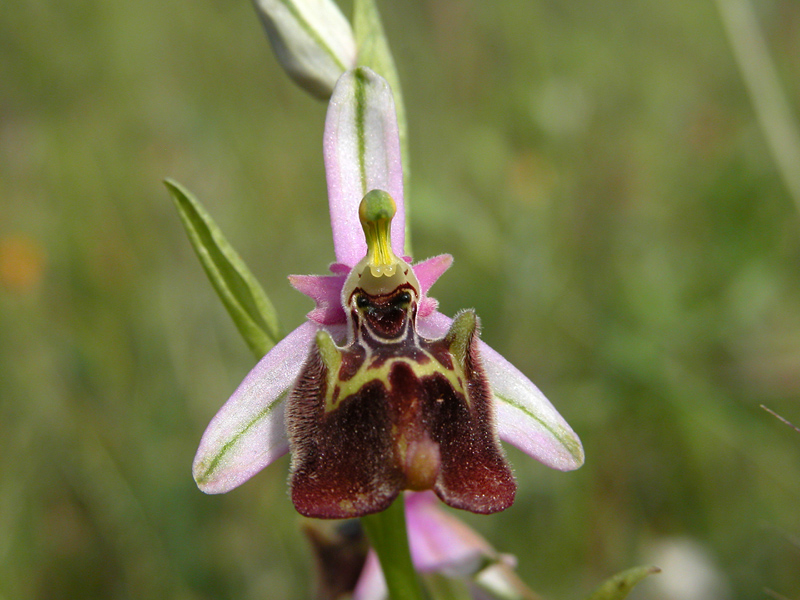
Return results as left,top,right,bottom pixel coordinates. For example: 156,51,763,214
254,0,356,98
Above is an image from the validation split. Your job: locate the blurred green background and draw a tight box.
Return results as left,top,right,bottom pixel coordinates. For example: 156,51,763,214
2,0,799,598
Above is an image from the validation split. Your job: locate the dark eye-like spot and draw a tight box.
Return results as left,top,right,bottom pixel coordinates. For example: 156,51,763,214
356,295,370,309
395,291,412,306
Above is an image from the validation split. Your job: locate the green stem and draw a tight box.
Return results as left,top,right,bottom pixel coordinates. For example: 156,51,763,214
361,496,426,600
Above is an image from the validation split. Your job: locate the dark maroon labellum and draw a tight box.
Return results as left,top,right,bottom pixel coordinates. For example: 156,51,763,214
286,285,515,519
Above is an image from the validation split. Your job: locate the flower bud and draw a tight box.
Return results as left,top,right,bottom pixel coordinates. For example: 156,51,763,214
254,0,356,98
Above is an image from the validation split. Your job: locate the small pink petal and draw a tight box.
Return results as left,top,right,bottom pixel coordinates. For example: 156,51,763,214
407,255,451,317
324,68,405,266
413,254,453,295
193,322,316,493
417,312,584,471
417,296,439,318
289,273,347,324
329,262,351,275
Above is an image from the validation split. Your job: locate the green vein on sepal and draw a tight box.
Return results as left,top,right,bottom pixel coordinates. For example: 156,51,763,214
584,566,661,600
353,0,411,254
194,390,288,485
165,179,280,358
354,68,369,195
494,391,585,467
278,0,347,72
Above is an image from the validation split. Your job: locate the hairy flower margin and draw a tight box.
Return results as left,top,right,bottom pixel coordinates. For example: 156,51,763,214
191,67,584,515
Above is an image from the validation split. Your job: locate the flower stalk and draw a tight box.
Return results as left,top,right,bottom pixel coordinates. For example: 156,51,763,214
361,496,427,600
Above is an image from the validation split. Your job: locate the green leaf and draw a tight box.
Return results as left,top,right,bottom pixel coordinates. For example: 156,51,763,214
584,566,661,600
353,0,411,253
165,179,280,358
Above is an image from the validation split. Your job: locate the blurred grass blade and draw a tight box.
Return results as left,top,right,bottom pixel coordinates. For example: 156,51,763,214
353,0,411,253
165,179,280,357
714,0,800,216
584,566,661,600
761,404,800,433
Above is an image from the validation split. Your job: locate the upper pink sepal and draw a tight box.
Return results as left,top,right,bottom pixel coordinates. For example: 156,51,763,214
324,68,405,266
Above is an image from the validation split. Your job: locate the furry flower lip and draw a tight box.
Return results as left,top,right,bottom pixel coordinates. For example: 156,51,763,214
192,67,584,517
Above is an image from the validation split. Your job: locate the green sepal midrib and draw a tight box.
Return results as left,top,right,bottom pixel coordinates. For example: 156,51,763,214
493,391,585,466
277,0,348,72
195,389,289,484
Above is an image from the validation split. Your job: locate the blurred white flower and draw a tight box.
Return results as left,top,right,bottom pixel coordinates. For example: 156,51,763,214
644,537,730,600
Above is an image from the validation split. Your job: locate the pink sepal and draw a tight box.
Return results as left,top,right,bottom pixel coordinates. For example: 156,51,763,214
192,322,316,493
324,68,405,266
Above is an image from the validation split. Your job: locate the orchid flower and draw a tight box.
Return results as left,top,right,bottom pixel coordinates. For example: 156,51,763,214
192,67,584,519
